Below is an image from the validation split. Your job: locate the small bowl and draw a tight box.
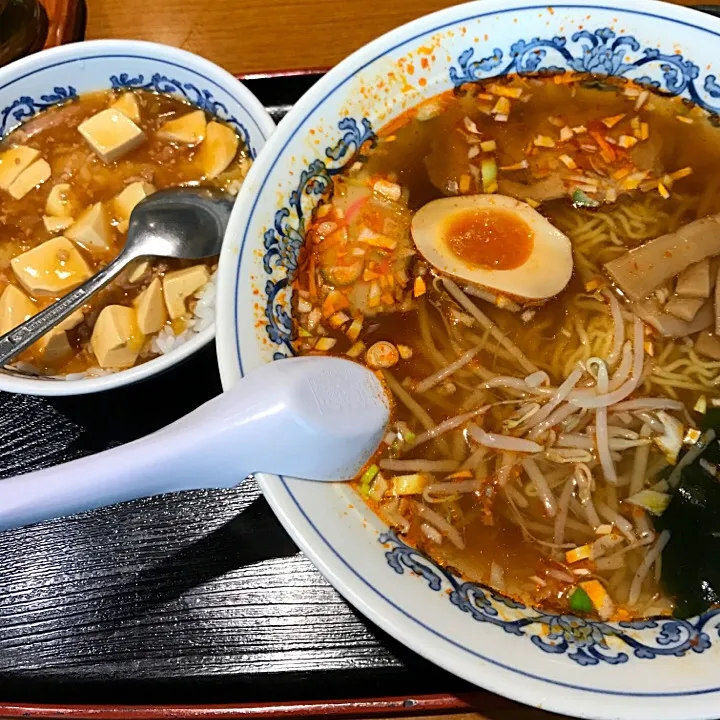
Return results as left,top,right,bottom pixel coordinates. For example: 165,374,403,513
0,39,275,395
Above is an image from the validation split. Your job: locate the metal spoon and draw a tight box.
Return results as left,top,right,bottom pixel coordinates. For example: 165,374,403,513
0,187,233,368
0,356,391,530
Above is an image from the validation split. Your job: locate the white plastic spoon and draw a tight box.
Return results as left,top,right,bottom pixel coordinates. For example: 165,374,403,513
0,356,391,531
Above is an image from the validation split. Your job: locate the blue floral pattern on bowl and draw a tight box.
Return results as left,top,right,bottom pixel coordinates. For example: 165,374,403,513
256,22,720,665
449,26,720,116
1,74,256,158
261,117,375,359
0,86,78,137
381,531,720,666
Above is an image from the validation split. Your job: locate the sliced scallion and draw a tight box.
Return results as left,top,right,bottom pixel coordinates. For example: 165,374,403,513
569,586,593,614
360,464,380,489
571,188,600,208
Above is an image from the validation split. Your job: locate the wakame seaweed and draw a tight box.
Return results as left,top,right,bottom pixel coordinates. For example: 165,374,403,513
655,430,720,618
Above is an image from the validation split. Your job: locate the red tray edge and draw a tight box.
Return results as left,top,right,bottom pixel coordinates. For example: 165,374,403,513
0,693,486,719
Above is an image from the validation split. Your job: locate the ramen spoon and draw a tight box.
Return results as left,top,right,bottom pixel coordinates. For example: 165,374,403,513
0,355,391,530
0,186,233,368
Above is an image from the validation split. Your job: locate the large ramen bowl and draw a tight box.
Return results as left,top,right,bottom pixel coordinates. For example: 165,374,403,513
0,39,275,396
216,1,720,717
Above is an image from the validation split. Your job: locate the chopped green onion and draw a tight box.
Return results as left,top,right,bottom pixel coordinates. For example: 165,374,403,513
571,188,600,208
360,464,379,488
390,428,416,455
481,157,498,192
569,586,593,614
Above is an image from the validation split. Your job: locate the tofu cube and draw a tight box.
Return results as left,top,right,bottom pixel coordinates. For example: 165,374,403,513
162,265,210,319
110,92,141,123
78,108,146,163
133,277,167,334
0,146,39,190
43,215,74,234
127,259,150,284
91,305,144,368
8,159,51,200
57,309,84,331
197,122,238,179
158,110,207,145
46,183,76,217
11,237,92,295
34,328,74,366
112,181,155,228
65,202,113,251
0,284,35,335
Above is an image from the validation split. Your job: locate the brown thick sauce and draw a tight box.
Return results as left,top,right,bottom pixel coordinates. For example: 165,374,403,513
0,89,249,375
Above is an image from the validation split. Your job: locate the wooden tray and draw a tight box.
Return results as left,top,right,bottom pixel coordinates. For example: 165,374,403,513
40,0,83,49
0,6,712,720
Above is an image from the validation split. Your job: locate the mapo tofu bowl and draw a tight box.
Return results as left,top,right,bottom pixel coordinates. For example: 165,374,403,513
217,1,720,718
0,39,274,395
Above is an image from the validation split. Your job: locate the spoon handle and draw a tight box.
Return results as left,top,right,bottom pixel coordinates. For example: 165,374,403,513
0,356,389,530
0,253,130,367
0,387,254,531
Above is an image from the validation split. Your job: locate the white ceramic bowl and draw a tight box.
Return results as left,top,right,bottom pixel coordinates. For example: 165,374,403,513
0,39,275,396
216,1,720,718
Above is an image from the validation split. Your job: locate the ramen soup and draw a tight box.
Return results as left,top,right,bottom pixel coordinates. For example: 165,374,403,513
293,73,720,621
0,89,250,378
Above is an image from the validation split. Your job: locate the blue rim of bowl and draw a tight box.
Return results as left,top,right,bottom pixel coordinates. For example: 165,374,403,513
229,1,720,702
0,52,269,153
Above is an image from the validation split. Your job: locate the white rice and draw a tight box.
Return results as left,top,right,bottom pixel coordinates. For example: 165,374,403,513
150,269,217,356
26,269,218,381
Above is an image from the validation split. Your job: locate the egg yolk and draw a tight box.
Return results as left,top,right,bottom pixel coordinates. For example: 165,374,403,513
443,208,533,270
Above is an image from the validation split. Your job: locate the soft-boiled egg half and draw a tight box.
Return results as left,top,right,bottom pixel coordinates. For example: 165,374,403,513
411,194,573,300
